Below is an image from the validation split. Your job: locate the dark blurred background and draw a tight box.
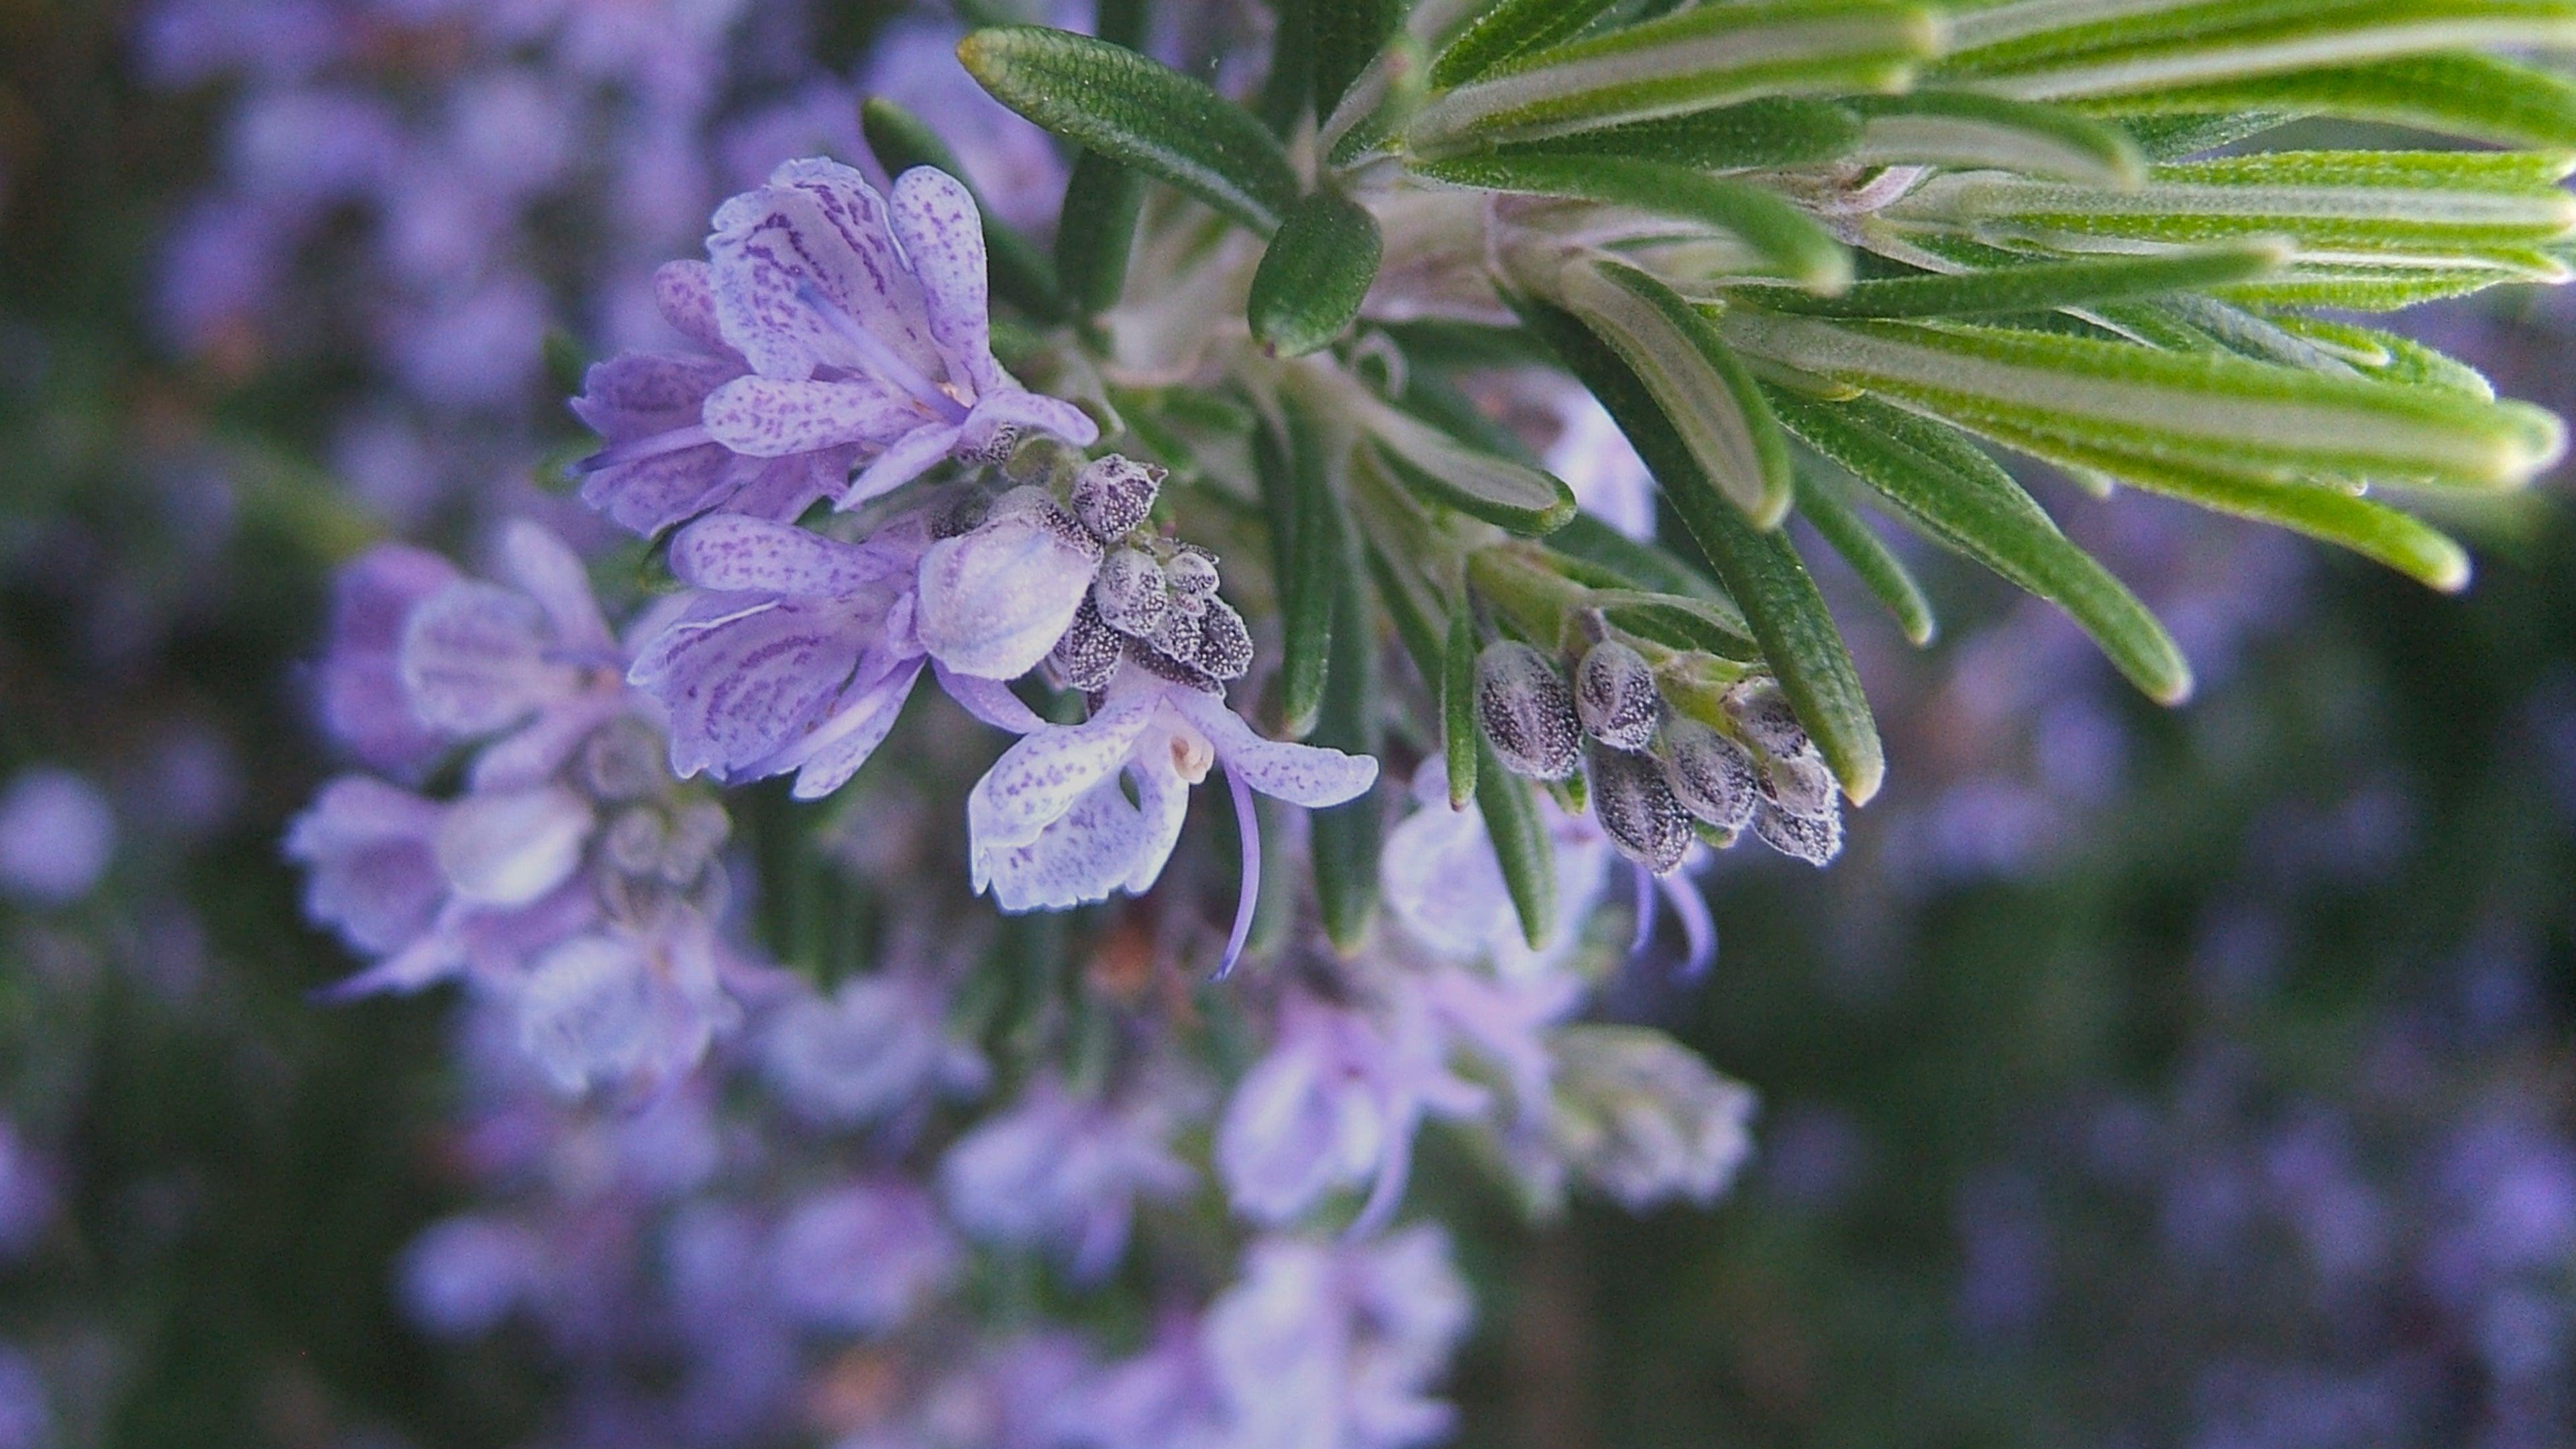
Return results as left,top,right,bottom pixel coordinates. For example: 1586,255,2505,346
2,1,2571,1446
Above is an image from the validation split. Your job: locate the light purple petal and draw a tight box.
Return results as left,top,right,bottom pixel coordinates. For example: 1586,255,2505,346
889,166,1005,397
285,776,445,956
959,388,1101,453
400,581,570,737
1171,692,1379,808
669,515,900,597
781,657,926,799
914,513,1101,680
975,766,1176,912
317,544,458,773
708,160,941,382
723,449,851,523
629,595,865,780
466,692,629,794
653,259,732,355
433,785,595,907
702,375,924,458
499,522,616,657
841,421,961,508
580,443,741,537
571,352,735,439
965,692,1159,852
933,663,1051,734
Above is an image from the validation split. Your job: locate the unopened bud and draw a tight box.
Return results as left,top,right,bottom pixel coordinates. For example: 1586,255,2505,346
1575,640,1661,751
985,485,1095,550
1070,455,1163,541
1752,800,1841,866
1658,718,1757,830
1588,743,1694,875
1723,680,1809,757
1092,547,1171,639
1164,547,1221,614
1760,751,1837,821
1475,641,1580,781
928,490,990,539
1192,597,1254,682
1049,597,1123,693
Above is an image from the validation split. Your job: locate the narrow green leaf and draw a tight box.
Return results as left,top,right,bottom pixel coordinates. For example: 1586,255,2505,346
1955,411,2477,592
1415,152,1851,292
1766,388,2192,702
1761,242,2288,319
1430,0,1623,87
1316,0,1405,117
1407,0,1943,155
1517,294,1884,804
1793,468,1936,646
1442,602,1481,810
1722,312,2568,490
1250,191,1385,357
2079,54,2576,150
1495,97,1866,170
1475,743,1558,949
861,97,1065,318
1260,0,1315,133
1560,258,1800,527
1544,513,1730,603
1055,150,1150,315
959,25,1300,235
1356,391,1579,534
1311,544,1383,954
1849,90,2146,184
1278,397,1345,739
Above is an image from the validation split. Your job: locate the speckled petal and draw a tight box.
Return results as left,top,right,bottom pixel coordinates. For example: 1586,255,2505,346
652,260,732,356
570,352,735,439
889,166,1005,398
399,581,568,737
628,595,865,780
1169,692,1379,808
499,522,616,657
702,375,922,458
841,422,963,508
708,160,941,382
958,388,1101,455
781,657,927,800
579,443,740,536
965,691,1158,853
669,515,900,598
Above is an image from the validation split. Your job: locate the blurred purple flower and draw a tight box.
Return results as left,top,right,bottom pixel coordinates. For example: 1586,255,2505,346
939,1073,1195,1282
768,1179,957,1334
0,768,117,908
1203,1228,1473,1449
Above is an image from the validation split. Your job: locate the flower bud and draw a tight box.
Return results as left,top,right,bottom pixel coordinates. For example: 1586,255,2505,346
1191,597,1254,682
1723,680,1809,757
1070,454,1163,541
1164,546,1221,614
1049,596,1122,693
1475,641,1580,780
914,502,1104,680
1574,640,1660,751
1658,717,1758,830
1547,1025,1755,1212
578,717,667,803
1091,547,1171,639
1760,751,1837,822
1752,800,1841,866
1587,743,1693,875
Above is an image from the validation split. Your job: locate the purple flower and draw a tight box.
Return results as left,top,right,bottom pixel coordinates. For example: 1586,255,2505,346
1061,1312,1229,1449
767,1179,957,1334
965,660,1377,939
1544,1025,1757,1212
939,1073,1195,1282
0,768,117,908
1216,983,1485,1236
758,970,987,1128
700,159,1097,507
400,1213,542,1338
1203,1228,1474,1449
1379,759,1613,975
514,918,738,1098
572,261,856,536
315,542,461,775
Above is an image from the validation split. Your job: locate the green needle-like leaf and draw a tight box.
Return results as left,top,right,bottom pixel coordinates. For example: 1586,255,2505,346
1311,547,1383,954
1849,90,2147,184
1793,468,1937,645
860,97,1065,319
1055,149,1150,315
1474,742,1558,949
1250,191,1385,357
1277,398,1346,739
1315,0,1405,118
1519,294,1884,804
1356,391,1579,535
1415,152,1851,292
1496,97,1866,170
1430,0,1624,88
2077,54,2576,150
1442,602,1481,810
1760,241,2288,319
959,26,1301,235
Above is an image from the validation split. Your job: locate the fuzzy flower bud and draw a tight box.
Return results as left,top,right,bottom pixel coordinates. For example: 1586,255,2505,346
1165,546,1221,614
1574,640,1661,751
1586,743,1693,874
1092,547,1173,639
1753,800,1842,866
1049,596,1124,693
1475,642,1580,781
1657,717,1758,830
1723,680,1809,757
1071,454,1163,541
1760,751,1838,821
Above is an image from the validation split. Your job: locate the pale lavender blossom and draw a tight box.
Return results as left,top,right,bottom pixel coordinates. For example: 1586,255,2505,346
1380,759,1614,977
1544,1025,1758,1212
0,767,117,908
573,261,857,535
1216,983,1485,1236
965,660,1376,950
315,543,460,775
515,918,739,1098
401,1212,543,1338
699,159,1097,507
768,1179,958,1334
1059,1312,1229,1449
939,1073,1195,1282
1203,1228,1474,1449
759,969,988,1128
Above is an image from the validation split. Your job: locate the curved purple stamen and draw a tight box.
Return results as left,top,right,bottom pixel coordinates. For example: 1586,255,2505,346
579,423,714,473
1659,872,1717,981
1216,761,1260,980
796,282,968,425
1629,861,1658,955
